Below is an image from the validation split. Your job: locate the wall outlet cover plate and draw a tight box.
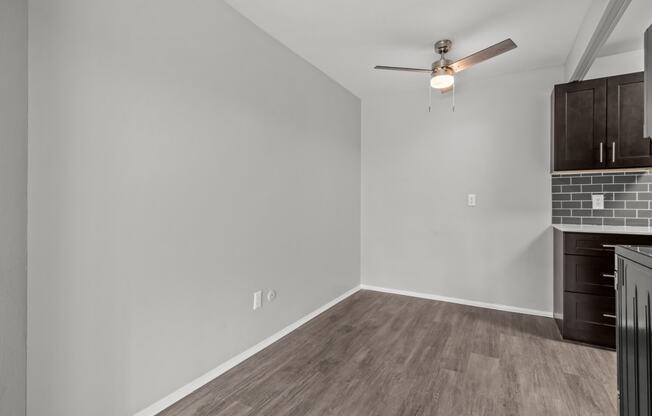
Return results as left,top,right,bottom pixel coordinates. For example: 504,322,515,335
253,290,262,310
592,194,604,210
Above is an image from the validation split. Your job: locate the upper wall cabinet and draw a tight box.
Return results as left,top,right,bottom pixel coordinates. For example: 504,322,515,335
553,78,606,171
552,72,652,172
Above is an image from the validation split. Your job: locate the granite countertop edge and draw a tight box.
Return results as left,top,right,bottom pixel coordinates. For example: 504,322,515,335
552,224,652,236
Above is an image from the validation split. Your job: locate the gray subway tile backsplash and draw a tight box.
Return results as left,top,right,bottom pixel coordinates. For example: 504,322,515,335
604,218,625,226
625,183,649,192
603,184,625,192
552,177,571,185
614,209,636,217
592,209,613,217
582,217,603,225
604,201,625,209
562,185,581,192
551,171,652,226
572,193,592,200
571,177,592,184
627,201,649,209
614,192,636,200
614,176,637,183
581,184,602,192
627,218,650,226
592,176,614,184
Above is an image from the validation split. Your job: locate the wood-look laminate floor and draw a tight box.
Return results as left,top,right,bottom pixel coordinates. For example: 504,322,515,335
159,290,616,416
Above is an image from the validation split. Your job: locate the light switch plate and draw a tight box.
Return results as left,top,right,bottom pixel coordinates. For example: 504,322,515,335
592,194,604,210
467,194,477,207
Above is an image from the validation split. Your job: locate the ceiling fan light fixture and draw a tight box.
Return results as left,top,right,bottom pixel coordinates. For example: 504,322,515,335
430,68,454,89
375,38,518,94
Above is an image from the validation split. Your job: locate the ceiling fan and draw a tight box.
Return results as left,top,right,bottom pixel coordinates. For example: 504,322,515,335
374,38,517,93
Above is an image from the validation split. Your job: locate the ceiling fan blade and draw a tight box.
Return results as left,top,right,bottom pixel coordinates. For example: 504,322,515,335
448,39,517,73
374,65,432,73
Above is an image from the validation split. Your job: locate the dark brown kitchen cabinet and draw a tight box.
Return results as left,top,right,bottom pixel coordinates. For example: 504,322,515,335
553,229,652,349
608,72,652,168
553,78,607,171
552,72,650,172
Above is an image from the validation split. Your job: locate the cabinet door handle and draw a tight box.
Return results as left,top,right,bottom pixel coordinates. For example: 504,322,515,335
612,141,616,163
602,273,616,279
603,313,617,319
600,142,604,163
603,244,617,249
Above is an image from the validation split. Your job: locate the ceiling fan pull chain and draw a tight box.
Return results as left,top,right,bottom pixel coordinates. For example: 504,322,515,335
428,80,432,113
452,83,455,113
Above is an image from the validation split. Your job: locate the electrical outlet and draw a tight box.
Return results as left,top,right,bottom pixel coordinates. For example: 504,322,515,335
467,194,477,207
267,289,277,302
253,291,262,310
592,194,604,210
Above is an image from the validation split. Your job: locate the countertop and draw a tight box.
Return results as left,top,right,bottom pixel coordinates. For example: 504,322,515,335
552,224,652,236
615,245,652,269
618,245,652,258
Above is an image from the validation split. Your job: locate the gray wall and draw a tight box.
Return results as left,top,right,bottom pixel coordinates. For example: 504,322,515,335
27,1,360,414
0,0,28,415
362,66,562,314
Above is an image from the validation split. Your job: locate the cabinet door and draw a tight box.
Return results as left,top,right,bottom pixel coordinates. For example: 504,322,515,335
563,292,616,348
607,72,652,168
554,79,607,171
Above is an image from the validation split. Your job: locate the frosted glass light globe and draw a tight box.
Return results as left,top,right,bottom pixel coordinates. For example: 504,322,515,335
430,74,454,89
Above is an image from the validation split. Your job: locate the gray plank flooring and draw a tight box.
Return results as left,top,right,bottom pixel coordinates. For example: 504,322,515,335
158,290,616,416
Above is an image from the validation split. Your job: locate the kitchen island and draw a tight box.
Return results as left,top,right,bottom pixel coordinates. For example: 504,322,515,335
615,245,652,415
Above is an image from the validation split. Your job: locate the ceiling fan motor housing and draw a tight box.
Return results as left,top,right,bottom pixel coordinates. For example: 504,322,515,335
434,39,452,55
432,39,453,72
432,67,454,77
432,60,453,72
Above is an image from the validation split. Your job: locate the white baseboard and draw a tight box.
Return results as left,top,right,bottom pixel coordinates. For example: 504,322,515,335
134,285,361,416
360,284,553,318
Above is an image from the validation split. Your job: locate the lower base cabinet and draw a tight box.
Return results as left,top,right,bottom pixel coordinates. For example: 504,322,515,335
616,246,652,415
563,292,616,347
553,230,652,349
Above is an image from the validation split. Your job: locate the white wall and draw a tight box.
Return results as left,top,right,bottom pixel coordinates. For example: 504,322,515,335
27,1,360,415
362,67,562,314
586,49,644,79
0,0,28,415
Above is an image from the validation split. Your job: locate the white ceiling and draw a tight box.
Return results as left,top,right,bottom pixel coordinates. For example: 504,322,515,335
599,0,652,57
225,0,593,98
